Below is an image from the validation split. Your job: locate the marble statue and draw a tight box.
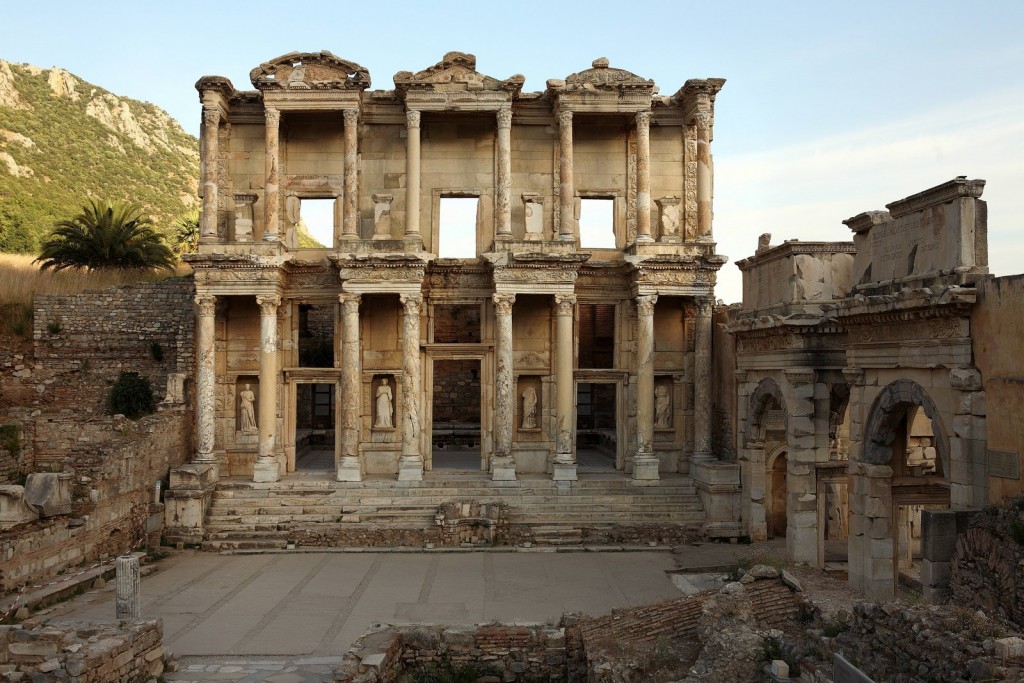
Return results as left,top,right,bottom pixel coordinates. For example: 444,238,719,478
239,384,257,432
521,386,537,429
375,378,393,429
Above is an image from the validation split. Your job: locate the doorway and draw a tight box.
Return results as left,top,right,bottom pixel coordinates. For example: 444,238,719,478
431,359,482,470
767,451,788,538
295,383,335,470
576,382,617,471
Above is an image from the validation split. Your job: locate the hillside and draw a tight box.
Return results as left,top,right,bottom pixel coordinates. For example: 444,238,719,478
0,60,199,253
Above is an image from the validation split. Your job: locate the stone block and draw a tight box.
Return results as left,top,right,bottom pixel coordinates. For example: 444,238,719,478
995,637,1024,663
920,509,958,560
949,367,982,391
781,569,803,592
921,559,950,587
788,526,817,564
870,539,894,560
770,659,789,677
23,473,72,517
868,517,892,539
0,486,39,529
169,463,217,490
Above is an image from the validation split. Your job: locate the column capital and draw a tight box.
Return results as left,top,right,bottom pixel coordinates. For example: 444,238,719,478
693,111,712,130
400,293,423,314
635,294,658,317
406,110,421,128
194,294,217,317
695,296,714,317
497,106,513,129
492,293,516,315
343,108,359,126
635,110,651,129
256,295,281,315
558,110,573,127
339,293,362,313
553,293,576,315
202,107,220,127
265,107,280,126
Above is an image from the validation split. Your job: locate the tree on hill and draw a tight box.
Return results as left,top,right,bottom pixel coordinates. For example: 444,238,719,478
172,210,200,254
35,200,176,271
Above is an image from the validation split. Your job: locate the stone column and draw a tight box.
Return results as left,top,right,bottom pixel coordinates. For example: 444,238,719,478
342,109,359,241
553,294,577,481
253,295,281,482
338,294,363,482
633,295,660,484
405,110,421,239
115,554,141,619
492,293,517,481
693,297,713,458
635,111,653,243
495,106,513,238
695,111,712,240
194,295,217,466
398,294,424,481
558,111,575,241
200,107,220,241
263,108,281,241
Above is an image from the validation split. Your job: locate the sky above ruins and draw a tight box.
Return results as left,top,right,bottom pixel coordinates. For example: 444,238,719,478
3,0,1022,303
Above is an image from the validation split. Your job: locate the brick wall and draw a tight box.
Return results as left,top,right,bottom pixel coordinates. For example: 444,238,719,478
432,359,480,425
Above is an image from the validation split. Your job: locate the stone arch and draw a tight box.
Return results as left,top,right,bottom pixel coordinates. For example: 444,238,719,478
860,379,949,476
746,377,788,444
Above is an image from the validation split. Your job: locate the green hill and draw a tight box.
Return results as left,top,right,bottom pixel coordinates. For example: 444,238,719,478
0,60,199,253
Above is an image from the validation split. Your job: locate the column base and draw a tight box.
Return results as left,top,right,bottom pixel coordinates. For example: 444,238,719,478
398,455,424,481
552,462,578,482
631,454,661,486
252,458,280,483
336,456,363,482
634,234,655,244
491,457,517,482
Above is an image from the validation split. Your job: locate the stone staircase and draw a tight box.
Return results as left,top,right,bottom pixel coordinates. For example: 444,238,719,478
201,475,707,551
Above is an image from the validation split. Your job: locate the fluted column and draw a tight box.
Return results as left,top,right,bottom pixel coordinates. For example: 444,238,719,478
635,111,653,243
342,109,359,241
633,295,660,484
194,294,217,465
337,294,363,481
693,297,713,458
558,111,575,241
263,108,281,241
200,108,220,241
253,295,281,482
405,110,421,239
492,293,517,481
398,294,424,481
495,106,513,238
553,294,577,481
695,111,712,240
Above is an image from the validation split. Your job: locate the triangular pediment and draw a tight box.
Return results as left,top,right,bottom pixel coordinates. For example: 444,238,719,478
394,52,524,97
250,51,371,91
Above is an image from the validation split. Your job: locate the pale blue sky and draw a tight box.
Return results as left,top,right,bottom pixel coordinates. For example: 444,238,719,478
3,1,1022,302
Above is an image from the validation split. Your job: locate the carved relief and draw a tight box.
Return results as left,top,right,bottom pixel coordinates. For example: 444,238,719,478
656,197,681,242
250,51,371,91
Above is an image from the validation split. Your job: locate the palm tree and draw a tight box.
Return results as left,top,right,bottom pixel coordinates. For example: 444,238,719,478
172,210,200,254
36,200,176,271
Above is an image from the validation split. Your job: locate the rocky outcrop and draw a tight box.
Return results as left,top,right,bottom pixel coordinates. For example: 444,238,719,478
0,60,29,110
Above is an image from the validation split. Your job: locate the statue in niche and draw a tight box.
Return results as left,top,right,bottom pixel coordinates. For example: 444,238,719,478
654,385,672,429
239,384,257,432
285,194,300,225
521,386,538,429
375,378,393,429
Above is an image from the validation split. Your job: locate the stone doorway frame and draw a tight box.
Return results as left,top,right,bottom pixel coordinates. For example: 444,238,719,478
282,369,343,473
574,369,628,471
423,349,493,472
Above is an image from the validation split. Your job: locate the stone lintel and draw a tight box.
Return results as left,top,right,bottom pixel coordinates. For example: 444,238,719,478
735,240,856,271
885,177,986,219
843,210,890,234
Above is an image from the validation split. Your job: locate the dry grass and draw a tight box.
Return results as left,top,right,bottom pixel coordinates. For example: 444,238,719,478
0,253,191,338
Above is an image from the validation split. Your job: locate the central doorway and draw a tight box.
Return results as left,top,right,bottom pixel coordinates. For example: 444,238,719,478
575,382,617,471
431,359,482,470
295,382,335,471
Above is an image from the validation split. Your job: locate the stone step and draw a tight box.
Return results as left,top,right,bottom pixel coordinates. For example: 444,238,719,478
208,492,702,505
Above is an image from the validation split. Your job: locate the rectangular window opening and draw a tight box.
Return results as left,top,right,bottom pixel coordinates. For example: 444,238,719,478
299,198,335,248
439,197,478,258
579,198,615,249
578,303,616,369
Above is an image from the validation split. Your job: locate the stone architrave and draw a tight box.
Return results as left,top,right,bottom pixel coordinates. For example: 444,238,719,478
253,295,281,482
263,108,281,241
522,193,544,240
633,295,660,484
656,197,681,243
553,294,577,481
0,486,38,529
233,193,257,242
372,194,394,239
557,111,575,241
342,108,359,240
492,293,517,481
693,297,713,458
405,110,421,239
337,294,363,481
398,294,424,481
194,294,217,465
495,106,513,238
635,111,653,243
200,107,220,240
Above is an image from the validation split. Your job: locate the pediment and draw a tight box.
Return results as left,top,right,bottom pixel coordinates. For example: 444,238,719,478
250,51,371,91
394,52,524,97
562,58,655,93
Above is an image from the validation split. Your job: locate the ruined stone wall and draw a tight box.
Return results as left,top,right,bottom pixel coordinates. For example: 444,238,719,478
431,361,480,425
949,502,1024,626
711,305,737,462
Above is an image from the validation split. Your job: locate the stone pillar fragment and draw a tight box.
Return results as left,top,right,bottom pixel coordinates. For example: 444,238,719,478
342,109,359,241
263,108,281,241
405,110,421,240
633,295,660,485
553,294,577,481
194,295,217,466
338,294,363,482
558,111,575,241
495,107,513,238
693,298,713,458
492,293,517,481
398,294,424,481
115,554,140,619
695,111,712,240
200,108,220,241
635,112,653,243
253,295,281,483
372,194,393,239
233,193,257,242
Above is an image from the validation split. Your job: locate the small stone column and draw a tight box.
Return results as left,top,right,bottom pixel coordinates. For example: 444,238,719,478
695,111,712,240
342,109,359,241
398,294,424,481
200,107,220,241
115,554,141,619
635,111,653,243
405,110,421,240
338,294,363,482
495,106,513,238
253,295,281,483
194,295,217,466
693,297,713,458
492,293,517,481
553,294,577,481
263,108,281,241
557,111,575,241
633,295,660,485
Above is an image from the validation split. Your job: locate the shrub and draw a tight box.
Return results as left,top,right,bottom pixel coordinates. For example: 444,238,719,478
0,425,20,455
108,372,155,419
149,341,164,362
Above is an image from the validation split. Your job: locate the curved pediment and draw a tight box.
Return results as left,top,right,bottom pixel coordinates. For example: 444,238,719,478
562,57,655,93
250,51,371,91
394,52,524,97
